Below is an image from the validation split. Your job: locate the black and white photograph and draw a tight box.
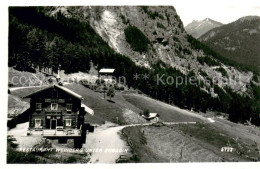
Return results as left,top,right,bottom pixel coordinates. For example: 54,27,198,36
3,0,260,167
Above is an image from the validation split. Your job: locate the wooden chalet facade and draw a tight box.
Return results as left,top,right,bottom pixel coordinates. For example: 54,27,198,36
24,85,86,131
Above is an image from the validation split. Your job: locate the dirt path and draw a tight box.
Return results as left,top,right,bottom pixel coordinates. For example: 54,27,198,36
83,121,200,163
8,122,42,148
83,122,127,163
83,122,152,163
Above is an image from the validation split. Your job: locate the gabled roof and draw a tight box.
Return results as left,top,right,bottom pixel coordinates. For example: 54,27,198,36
23,84,84,100
99,68,115,74
81,103,94,116
142,113,159,120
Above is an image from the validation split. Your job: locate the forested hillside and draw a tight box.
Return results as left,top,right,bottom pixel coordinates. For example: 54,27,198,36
200,16,260,74
8,7,260,125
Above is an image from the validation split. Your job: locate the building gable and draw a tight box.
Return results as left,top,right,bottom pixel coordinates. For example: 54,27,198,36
23,85,83,100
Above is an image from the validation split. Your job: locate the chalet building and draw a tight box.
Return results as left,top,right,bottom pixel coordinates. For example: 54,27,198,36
99,68,115,76
23,84,94,148
98,68,115,84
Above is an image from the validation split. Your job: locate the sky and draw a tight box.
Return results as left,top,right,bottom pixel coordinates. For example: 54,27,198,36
171,0,260,26
4,0,260,26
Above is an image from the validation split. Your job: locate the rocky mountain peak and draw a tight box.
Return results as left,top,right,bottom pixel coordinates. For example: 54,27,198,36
185,18,223,39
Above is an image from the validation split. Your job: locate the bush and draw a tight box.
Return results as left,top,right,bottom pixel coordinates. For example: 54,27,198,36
157,22,166,30
107,87,115,100
120,14,129,24
64,156,77,163
197,56,220,66
252,74,259,82
143,109,150,117
216,67,228,77
7,147,39,163
183,48,192,55
199,69,208,77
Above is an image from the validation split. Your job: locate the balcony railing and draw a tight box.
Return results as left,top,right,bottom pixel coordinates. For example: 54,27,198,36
45,111,62,115
27,128,82,137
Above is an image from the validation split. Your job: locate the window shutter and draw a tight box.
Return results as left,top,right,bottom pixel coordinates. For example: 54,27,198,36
72,119,76,126
63,120,66,127
41,119,43,126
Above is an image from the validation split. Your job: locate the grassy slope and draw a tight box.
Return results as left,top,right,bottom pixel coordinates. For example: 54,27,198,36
176,123,260,161
122,126,167,163
122,93,202,122
65,85,148,125
9,68,48,87
123,123,259,162
8,94,30,117
65,84,124,125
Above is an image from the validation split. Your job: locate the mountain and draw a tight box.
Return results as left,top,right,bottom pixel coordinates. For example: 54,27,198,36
39,7,256,92
200,16,260,73
185,18,223,38
8,7,260,125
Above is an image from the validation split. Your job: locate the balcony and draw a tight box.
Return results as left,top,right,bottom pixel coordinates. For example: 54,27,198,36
45,110,62,115
27,128,82,138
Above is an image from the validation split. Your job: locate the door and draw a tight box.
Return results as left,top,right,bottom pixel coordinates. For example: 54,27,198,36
51,119,57,129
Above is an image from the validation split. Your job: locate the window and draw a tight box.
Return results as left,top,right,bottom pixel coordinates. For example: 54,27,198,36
36,103,42,111
66,104,72,111
45,98,51,103
35,119,42,128
51,103,58,110
66,119,72,126
58,99,65,103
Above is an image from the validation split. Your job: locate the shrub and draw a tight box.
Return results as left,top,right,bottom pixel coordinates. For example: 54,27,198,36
65,156,77,163
216,67,228,77
252,74,259,82
199,69,208,77
143,109,150,117
120,14,129,24
183,48,192,55
7,147,39,163
197,56,220,66
173,36,179,42
107,87,115,100
157,22,166,30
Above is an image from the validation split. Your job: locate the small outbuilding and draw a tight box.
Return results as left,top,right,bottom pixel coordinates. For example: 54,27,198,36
142,113,159,122
98,68,116,84
99,68,115,75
